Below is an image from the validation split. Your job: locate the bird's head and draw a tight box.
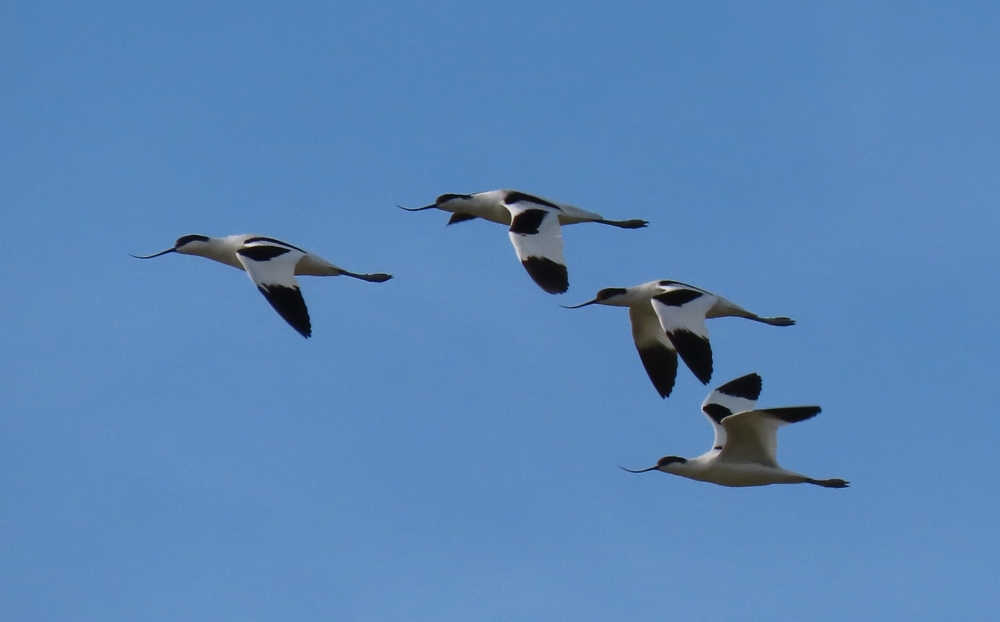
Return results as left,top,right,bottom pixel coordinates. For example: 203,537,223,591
561,287,630,309
621,456,688,475
131,234,211,259
435,193,474,207
397,193,475,213
172,234,211,255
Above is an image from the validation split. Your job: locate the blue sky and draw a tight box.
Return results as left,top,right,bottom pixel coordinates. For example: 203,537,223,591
2,1,999,620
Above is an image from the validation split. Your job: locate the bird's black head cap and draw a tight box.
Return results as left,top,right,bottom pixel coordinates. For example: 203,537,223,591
657,456,688,468
596,287,628,301
174,234,210,248
436,193,473,205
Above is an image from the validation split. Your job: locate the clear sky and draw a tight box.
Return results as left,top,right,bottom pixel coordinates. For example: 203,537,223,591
2,1,999,620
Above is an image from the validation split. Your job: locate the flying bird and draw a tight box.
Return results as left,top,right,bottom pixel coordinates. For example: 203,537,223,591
399,190,647,294
132,234,392,338
563,280,794,397
623,373,848,488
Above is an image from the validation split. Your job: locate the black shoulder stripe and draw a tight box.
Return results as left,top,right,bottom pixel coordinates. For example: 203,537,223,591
716,373,762,401
668,329,713,384
636,343,678,398
238,245,293,261
258,285,311,338
701,403,732,425
758,406,821,424
243,236,306,253
503,191,562,211
521,257,568,294
654,288,704,307
447,212,478,225
509,209,549,235
658,279,699,289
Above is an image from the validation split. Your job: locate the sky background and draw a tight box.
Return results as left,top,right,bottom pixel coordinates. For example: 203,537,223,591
2,1,999,620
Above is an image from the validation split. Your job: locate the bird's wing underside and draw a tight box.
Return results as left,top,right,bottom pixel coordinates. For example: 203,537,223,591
651,284,717,384
719,406,821,468
628,302,679,398
701,373,763,451
236,239,311,338
504,200,568,294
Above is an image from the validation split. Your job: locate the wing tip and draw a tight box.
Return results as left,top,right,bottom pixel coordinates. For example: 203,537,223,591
521,257,569,294
715,373,763,401
762,405,822,424
257,285,313,339
447,212,478,226
667,329,713,384
636,344,678,399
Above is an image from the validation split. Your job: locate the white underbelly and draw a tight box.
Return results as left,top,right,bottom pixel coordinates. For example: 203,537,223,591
696,463,803,488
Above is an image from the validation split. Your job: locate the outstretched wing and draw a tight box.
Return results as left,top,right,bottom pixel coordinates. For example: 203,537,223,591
504,199,568,294
718,406,821,468
628,302,678,398
651,283,717,384
235,239,311,338
701,373,763,451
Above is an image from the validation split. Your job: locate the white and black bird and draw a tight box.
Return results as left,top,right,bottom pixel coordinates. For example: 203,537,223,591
132,234,392,338
564,280,794,398
623,373,848,488
399,190,647,294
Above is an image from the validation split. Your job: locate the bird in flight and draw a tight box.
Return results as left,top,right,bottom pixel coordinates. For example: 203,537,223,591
623,373,848,488
399,189,647,294
563,281,794,397
132,234,391,338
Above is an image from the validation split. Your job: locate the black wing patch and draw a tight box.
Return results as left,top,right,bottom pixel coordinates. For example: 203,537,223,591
503,191,562,211
716,373,763,401
509,209,549,235
521,257,568,294
654,288,704,307
667,329,713,384
238,245,293,262
242,237,306,253
447,212,478,226
658,279,699,289
756,406,822,424
636,343,679,398
701,403,732,426
258,285,312,338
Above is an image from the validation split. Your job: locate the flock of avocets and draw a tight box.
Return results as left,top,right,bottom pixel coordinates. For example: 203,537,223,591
134,189,848,490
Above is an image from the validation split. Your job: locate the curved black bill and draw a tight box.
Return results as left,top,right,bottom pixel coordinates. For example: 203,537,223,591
397,204,438,212
130,248,176,259
620,465,659,474
560,298,599,309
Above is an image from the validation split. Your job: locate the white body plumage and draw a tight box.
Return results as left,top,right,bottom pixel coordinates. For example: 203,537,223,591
400,189,647,294
625,373,848,489
564,281,795,397
133,234,392,338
